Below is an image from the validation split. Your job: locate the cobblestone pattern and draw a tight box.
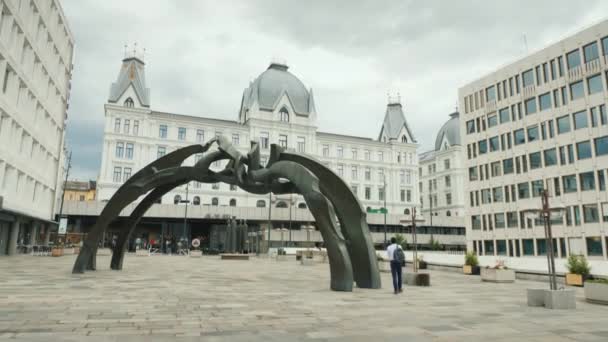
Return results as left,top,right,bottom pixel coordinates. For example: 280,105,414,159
0,255,607,341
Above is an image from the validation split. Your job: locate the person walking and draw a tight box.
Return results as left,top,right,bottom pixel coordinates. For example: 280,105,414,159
386,237,405,294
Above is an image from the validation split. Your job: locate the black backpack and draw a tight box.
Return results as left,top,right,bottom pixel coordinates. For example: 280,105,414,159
393,245,405,264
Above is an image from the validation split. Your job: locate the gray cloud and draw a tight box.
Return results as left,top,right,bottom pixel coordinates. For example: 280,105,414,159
61,0,608,180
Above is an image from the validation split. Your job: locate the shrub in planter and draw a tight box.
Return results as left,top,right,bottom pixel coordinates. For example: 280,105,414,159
565,254,590,286
417,255,427,269
585,278,608,305
463,251,480,275
51,243,65,257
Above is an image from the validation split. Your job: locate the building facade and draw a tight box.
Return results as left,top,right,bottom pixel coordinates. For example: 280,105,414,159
78,54,426,249
417,112,466,249
0,0,74,255
63,180,96,202
459,20,608,260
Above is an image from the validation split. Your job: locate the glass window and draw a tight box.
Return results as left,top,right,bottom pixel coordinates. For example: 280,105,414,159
503,158,514,174
278,134,287,148
260,132,269,149
123,119,130,134
114,118,120,133
499,107,509,123
527,125,539,142
115,142,124,158
113,167,122,182
576,141,592,160
563,175,577,193
587,74,603,94
599,170,606,191
573,110,588,130
493,187,503,202
595,135,608,156
548,120,555,138
523,239,534,255
538,92,551,111
466,120,475,134
196,129,204,142
580,172,595,191
531,180,544,197
522,69,534,87
491,161,501,177
177,127,186,140
495,213,506,229
133,120,139,136
489,136,499,152
478,140,487,154
518,182,530,199
525,98,536,115
157,146,166,159
486,85,496,102
297,136,305,153
603,36,608,56
557,115,571,134
232,133,240,146
337,146,344,158
583,204,599,223
514,129,526,145
557,56,564,76
583,42,599,63
472,215,481,230
159,124,167,138
587,237,603,256
125,143,133,159
543,148,557,167
469,167,478,181
123,168,132,181
570,81,584,100
566,49,581,69
487,114,498,127
529,152,542,169
601,105,607,125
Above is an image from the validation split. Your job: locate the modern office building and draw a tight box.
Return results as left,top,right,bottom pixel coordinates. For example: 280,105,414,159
417,111,466,250
459,20,608,260
0,0,74,255
63,53,439,250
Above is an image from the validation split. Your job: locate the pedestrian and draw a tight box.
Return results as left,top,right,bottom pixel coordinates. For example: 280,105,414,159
386,237,405,294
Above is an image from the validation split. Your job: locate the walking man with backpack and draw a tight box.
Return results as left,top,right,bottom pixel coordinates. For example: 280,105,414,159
387,237,405,294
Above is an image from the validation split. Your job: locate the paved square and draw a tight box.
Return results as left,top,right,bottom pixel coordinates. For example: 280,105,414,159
0,254,606,341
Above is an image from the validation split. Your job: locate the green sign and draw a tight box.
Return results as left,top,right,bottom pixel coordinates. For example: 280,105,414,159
367,207,388,214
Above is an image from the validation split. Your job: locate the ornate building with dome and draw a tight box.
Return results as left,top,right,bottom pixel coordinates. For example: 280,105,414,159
417,112,466,249
60,55,458,251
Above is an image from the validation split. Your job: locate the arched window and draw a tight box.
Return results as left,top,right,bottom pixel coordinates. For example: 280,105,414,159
279,107,289,122
173,195,181,204
402,135,407,143
404,208,410,215
298,202,307,209
446,210,451,216
276,201,288,208
124,97,134,108
256,200,266,208
229,199,237,207
193,196,200,205
211,197,219,206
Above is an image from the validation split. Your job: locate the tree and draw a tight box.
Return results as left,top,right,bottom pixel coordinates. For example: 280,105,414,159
393,234,407,250
429,236,442,251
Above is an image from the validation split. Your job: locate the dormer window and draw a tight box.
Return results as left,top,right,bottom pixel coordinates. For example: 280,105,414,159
279,107,289,122
124,97,134,108
402,135,407,143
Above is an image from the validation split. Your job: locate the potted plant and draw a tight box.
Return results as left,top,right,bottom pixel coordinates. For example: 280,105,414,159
565,254,590,286
51,242,64,257
463,251,480,275
584,278,608,305
417,255,427,269
481,260,515,283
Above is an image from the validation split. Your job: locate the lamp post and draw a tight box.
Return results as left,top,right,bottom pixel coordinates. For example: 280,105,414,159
288,195,293,246
412,208,419,273
383,173,387,245
522,189,565,291
179,183,190,253
267,193,273,252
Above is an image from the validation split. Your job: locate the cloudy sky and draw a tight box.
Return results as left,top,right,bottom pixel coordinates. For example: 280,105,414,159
61,0,608,180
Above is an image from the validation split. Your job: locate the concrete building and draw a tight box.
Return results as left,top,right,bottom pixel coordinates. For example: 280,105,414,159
63,180,96,202
0,0,74,255
62,53,450,251
417,112,466,250
459,20,608,260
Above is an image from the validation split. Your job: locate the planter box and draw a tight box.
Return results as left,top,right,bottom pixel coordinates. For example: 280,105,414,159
417,261,427,270
301,257,314,266
481,268,515,283
527,288,576,310
463,265,480,275
190,250,202,258
404,272,430,286
51,248,64,257
565,273,584,287
585,282,608,305
378,260,391,273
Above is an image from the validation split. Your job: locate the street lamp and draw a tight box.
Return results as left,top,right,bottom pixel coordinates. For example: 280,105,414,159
383,173,387,245
401,208,424,272
521,189,565,291
288,195,294,246
179,183,191,253
267,193,274,252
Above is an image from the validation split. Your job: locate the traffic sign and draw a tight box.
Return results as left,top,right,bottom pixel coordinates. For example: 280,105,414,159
367,207,388,214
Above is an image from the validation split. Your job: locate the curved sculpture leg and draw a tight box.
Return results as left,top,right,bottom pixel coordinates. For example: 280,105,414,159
251,160,354,291
110,183,183,270
280,151,381,289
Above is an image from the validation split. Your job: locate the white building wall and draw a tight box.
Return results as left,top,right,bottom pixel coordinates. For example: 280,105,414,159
0,0,74,221
459,19,608,260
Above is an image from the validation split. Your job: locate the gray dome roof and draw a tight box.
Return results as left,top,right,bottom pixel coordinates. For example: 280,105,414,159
242,63,314,115
434,112,460,150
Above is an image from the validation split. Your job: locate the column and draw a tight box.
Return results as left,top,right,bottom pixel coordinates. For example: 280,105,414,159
29,222,38,245
8,220,20,255
43,223,51,245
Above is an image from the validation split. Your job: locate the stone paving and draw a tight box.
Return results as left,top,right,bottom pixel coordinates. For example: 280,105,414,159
0,254,607,342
